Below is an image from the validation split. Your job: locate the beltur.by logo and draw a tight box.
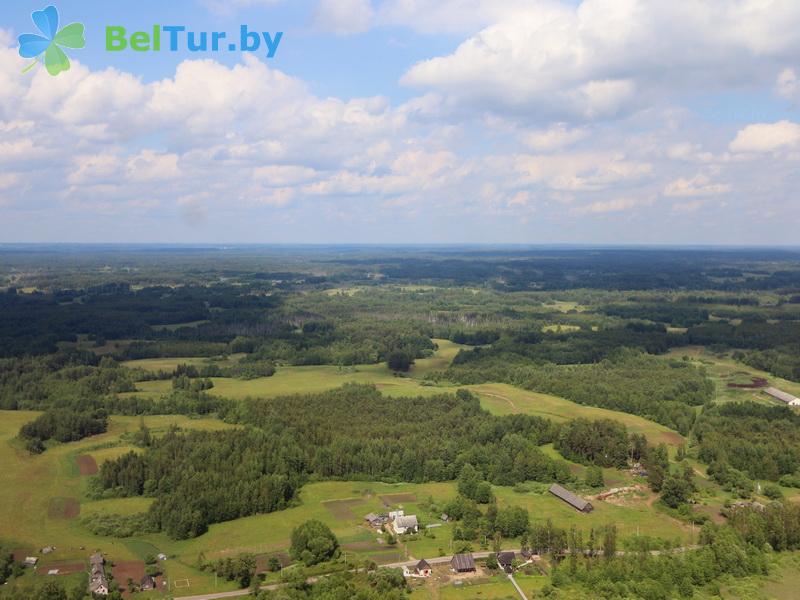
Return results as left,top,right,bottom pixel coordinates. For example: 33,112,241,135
106,25,283,58
18,5,85,76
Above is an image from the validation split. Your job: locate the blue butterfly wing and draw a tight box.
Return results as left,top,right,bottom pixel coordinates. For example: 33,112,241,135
18,33,51,58
32,5,59,40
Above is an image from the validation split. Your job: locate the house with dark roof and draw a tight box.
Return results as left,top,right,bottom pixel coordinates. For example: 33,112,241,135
414,559,431,576
497,551,515,573
451,553,476,573
548,484,593,513
140,574,156,590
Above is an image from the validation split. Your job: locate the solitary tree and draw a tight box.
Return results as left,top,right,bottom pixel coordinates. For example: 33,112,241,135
290,520,340,566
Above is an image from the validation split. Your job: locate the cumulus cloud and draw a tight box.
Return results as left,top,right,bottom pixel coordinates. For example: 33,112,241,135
521,124,589,151
663,174,731,197
313,0,375,34
729,121,800,153
401,0,800,120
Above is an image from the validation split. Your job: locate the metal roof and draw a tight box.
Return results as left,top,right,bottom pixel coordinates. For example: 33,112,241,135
451,553,476,571
548,484,592,511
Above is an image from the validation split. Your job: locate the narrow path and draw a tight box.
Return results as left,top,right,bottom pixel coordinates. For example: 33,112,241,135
476,390,517,410
508,573,529,600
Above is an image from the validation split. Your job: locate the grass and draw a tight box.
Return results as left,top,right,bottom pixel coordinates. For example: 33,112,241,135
666,346,800,405
472,383,685,448
438,575,520,599
128,339,466,400
122,354,245,373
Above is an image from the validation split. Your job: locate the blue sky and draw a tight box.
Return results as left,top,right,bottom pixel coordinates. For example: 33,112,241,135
1,0,799,244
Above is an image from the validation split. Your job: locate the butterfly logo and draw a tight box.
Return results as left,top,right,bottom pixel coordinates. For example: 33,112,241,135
18,5,85,76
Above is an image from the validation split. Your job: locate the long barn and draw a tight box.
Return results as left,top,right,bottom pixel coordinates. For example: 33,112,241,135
548,484,594,513
764,387,800,406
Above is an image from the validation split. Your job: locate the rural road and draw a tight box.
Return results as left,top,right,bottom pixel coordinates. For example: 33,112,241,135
174,551,521,600
174,546,701,600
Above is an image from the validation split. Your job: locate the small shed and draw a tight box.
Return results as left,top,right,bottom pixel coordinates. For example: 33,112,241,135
548,484,594,513
24,556,38,567
451,553,476,573
140,574,156,590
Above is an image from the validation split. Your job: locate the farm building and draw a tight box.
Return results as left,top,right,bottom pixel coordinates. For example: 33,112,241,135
88,553,109,596
764,387,800,406
24,556,38,567
364,513,383,528
404,559,432,578
388,509,404,520
140,574,156,590
393,514,419,534
548,484,594,513
497,551,515,573
414,559,431,576
451,553,476,573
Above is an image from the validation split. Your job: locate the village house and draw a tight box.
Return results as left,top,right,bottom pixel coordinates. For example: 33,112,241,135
23,556,38,568
497,551,515,573
393,514,419,535
451,553,476,573
404,558,432,578
140,574,156,591
548,484,594,513
388,509,404,520
88,552,109,596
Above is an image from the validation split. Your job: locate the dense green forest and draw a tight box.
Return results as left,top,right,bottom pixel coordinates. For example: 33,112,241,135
95,385,572,538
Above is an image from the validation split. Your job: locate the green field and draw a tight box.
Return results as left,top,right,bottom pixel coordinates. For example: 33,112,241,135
472,383,685,448
127,339,467,399
666,346,800,405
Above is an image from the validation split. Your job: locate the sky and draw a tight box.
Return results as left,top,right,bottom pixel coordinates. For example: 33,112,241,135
1,0,799,245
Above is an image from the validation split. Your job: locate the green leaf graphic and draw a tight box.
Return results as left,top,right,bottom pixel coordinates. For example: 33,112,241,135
54,23,85,49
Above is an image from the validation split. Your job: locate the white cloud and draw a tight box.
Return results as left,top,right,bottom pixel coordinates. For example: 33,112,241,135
777,68,799,103
573,196,650,215
664,174,730,197
510,152,652,192
521,124,589,151
729,121,800,153
313,0,375,35
126,150,181,182
401,0,800,120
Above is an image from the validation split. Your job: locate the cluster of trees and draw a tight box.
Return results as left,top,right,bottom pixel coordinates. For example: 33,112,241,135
444,349,711,434
727,501,800,550
444,493,531,541
695,402,800,482
0,576,90,600
94,385,572,538
0,548,20,585
18,409,107,453
199,553,257,588
550,523,768,600
555,419,632,468
96,428,302,539
251,569,409,600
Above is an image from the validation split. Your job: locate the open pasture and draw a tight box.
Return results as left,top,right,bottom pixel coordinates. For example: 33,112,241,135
472,383,685,448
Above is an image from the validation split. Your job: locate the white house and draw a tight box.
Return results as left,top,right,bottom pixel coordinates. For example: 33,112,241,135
393,514,418,534
388,509,404,520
